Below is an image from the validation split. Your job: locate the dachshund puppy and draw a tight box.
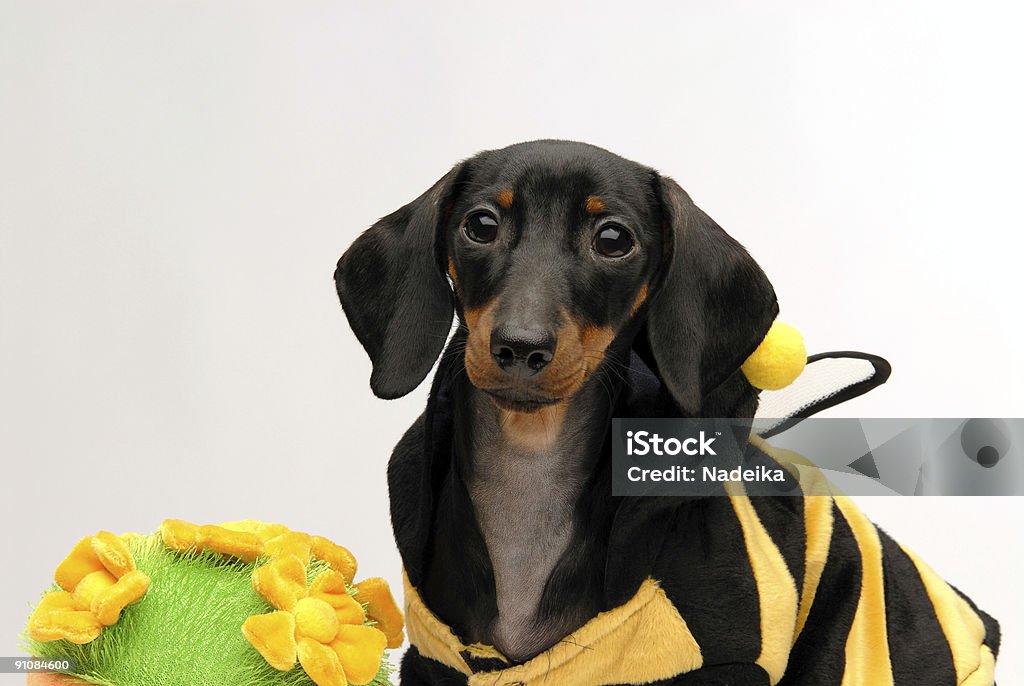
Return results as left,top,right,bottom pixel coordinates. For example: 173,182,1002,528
335,141,999,686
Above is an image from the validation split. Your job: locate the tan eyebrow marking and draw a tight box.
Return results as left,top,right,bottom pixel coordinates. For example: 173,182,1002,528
496,189,514,209
630,282,649,316
585,195,606,214
447,256,459,292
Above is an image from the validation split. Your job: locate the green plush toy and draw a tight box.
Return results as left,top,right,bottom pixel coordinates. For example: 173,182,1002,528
22,520,403,686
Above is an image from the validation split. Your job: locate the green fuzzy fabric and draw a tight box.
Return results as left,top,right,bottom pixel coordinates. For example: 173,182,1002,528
22,535,393,686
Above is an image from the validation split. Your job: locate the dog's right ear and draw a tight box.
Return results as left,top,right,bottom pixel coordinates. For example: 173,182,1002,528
645,175,779,415
335,163,466,399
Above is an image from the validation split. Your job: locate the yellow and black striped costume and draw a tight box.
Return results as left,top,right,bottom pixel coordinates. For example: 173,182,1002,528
401,489,998,686
391,354,1000,686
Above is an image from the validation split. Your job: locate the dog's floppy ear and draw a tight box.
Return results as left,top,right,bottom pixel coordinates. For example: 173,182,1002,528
645,175,779,415
335,163,466,399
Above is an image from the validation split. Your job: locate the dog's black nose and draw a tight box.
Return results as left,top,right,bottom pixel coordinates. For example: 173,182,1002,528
490,325,556,372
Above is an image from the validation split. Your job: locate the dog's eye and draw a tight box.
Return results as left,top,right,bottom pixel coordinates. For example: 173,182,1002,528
464,211,499,243
593,224,634,258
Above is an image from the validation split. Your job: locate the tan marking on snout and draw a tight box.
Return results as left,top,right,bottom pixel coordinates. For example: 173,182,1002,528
493,317,615,449
630,283,649,316
579,323,616,376
496,189,514,209
585,195,606,214
463,306,619,449
540,313,617,399
463,301,500,390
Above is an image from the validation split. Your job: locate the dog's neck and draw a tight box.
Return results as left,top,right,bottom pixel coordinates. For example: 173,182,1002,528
453,371,617,662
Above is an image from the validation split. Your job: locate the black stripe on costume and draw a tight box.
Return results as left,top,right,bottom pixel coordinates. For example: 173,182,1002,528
400,646,469,685
673,663,772,684
657,498,762,666
877,529,957,685
778,502,861,685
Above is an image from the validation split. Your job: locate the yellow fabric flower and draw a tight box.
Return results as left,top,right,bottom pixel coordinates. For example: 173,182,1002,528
29,532,150,644
243,555,387,686
158,518,403,684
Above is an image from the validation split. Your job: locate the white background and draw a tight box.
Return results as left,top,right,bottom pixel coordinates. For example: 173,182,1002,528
2,1,1022,683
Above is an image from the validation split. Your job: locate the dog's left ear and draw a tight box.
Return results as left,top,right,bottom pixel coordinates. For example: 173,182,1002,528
645,175,779,415
335,163,466,399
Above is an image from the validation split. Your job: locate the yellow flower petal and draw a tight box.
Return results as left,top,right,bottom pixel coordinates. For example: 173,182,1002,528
297,637,347,686
160,519,202,551
265,531,313,564
294,597,339,643
220,520,290,542
311,537,357,583
334,595,367,627
32,591,75,614
29,607,103,645
242,611,298,671
217,519,262,534
92,570,150,626
252,554,308,611
53,537,105,592
28,591,74,637
90,531,136,578
70,570,116,611
198,525,264,562
310,570,347,598
329,625,386,686
354,578,404,649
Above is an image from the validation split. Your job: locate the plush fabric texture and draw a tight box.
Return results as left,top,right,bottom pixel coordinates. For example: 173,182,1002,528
405,575,703,686
402,491,999,686
391,350,1000,686
741,321,807,391
354,578,406,649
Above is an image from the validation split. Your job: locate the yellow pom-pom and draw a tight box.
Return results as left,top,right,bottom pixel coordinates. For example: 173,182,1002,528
293,597,340,643
741,322,806,390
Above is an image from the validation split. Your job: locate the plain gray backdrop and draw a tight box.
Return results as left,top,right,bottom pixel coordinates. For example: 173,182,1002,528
2,1,1022,683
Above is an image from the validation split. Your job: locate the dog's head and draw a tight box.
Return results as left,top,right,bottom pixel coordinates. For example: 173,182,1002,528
335,140,778,415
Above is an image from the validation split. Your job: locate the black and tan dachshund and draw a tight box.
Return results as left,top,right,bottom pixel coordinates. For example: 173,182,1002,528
335,141,999,685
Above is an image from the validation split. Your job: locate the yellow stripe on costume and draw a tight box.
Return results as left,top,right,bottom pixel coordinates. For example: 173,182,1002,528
727,489,799,685
748,437,837,643
961,646,995,686
796,493,834,639
834,496,893,686
899,545,991,685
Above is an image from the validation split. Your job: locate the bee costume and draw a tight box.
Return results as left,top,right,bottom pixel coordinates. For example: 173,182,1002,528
390,332,1001,686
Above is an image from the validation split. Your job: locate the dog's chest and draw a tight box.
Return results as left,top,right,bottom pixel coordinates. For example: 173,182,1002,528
467,439,591,661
